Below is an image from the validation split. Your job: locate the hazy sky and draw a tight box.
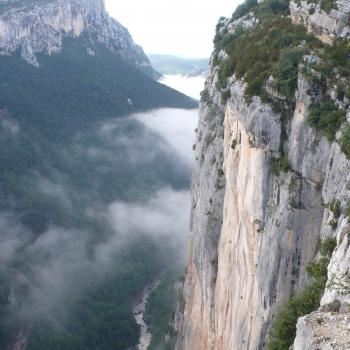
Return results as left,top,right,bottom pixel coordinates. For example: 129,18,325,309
105,0,241,58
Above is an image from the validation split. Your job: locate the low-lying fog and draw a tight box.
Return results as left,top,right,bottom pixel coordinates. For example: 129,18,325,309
0,74,202,326
160,74,206,100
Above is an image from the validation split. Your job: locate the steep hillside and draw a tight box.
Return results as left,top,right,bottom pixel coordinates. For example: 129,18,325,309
0,0,158,77
0,1,196,349
176,0,350,349
0,0,196,139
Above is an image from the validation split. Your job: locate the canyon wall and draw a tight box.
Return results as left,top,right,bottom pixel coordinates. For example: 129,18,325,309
0,0,157,77
176,1,350,348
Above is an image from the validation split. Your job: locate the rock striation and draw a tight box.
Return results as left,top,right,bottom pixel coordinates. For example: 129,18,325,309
176,1,350,349
0,0,158,77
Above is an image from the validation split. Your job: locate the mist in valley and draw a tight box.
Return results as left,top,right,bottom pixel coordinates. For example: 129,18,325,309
160,74,206,100
0,91,199,348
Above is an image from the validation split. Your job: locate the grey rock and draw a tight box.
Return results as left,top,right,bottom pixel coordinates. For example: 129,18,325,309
0,0,159,78
319,300,341,312
290,0,350,44
176,5,350,349
293,311,350,349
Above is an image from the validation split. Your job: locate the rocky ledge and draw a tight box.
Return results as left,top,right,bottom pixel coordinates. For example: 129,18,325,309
290,0,350,44
293,311,350,350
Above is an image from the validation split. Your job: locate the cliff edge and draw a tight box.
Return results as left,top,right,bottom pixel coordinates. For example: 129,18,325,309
176,0,350,348
0,0,159,78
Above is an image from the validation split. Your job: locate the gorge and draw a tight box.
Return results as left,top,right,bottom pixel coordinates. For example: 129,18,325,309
2,0,350,349
0,0,198,349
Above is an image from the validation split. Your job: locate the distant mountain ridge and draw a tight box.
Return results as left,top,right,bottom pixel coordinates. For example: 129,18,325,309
0,0,196,141
0,0,195,349
0,0,160,79
149,54,209,77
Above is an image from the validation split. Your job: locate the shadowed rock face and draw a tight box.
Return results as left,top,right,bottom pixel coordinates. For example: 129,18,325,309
0,0,159,78
175,1,350,349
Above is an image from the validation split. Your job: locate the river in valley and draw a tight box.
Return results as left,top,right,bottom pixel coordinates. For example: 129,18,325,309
133,279,161,350
131,74,204,349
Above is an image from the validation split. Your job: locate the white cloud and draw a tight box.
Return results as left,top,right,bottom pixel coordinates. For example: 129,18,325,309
0,115,20,136
108,188,190,238
160,74,206,100
0,213,30,263
132,108,198,164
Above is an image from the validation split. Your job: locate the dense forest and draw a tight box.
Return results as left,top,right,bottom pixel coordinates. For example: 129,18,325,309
0,36,196,141
0,28,195,349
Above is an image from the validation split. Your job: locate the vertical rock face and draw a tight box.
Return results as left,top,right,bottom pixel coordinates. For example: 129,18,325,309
176,1,350,349
290,0,350,44
0,0,158,77
176,70,226,350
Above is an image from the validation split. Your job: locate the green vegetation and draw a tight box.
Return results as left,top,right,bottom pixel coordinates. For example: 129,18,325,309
231,0,258,21
328,198,342,229
214,12,320,103
200,88,212,105
271,153,289,176
0,36,196,141
0,32,193,349
346,204,350,219
214,0,350,160
0,109,190,349
320,0,338,13
329,198,341,219
302,41,350,146
308,100,346,142
312,40,350,80
221,88,231,102
217,59,235,89
145,269,182,350
26,238,166,350
273,48,305,102
341,125,350,159
319,237,337,257
267,279,325,350
267,237,336,350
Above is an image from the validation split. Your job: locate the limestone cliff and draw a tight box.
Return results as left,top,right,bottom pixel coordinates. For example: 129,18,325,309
176,0,350,349
0,0,158,78
290,0,350,44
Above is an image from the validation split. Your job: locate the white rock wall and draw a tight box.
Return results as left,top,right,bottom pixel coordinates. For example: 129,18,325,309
177,39,350,350
0,0,156,76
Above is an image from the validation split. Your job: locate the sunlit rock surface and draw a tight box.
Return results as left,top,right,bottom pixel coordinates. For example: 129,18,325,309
293,312,350,350
176,1,350,348
0,0,158,77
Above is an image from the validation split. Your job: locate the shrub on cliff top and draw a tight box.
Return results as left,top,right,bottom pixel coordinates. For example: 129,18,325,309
216,15,320,104
231,0,258,21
